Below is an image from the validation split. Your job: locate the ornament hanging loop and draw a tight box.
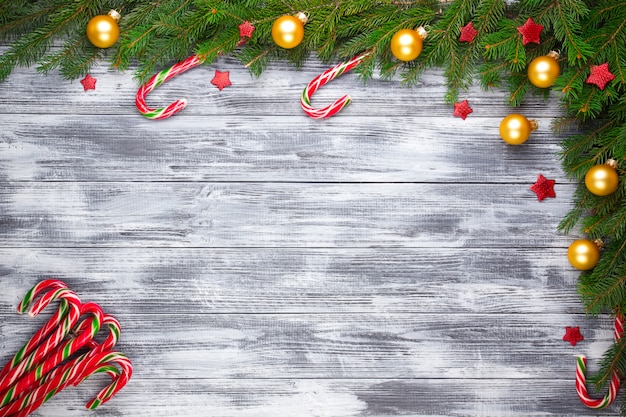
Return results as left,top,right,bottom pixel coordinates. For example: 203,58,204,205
135,55,203,120
301,53,370,119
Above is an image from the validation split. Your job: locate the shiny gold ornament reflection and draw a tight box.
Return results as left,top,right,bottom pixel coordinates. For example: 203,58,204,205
86,10,121,48
271,13,308,49
390,27,427,62
528,51,560,88
567,239,601,270
585,160,619,196
499,114,538,145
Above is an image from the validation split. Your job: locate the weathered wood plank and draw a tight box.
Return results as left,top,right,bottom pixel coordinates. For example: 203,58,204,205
15,377,618,417
0,114,570,183
0,248,584,314
0,182,575,247
0,57,566,118
0,312,614,380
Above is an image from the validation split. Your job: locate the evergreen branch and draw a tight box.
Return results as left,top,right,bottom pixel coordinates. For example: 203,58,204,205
593,337,626,390
0,2,60,40
553,0,592,64
580,273,625,315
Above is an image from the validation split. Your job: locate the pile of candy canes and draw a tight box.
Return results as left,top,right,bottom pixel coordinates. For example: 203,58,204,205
0,280,132,416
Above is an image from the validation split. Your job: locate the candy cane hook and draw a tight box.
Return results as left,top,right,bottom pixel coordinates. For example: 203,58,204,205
576,313,623,409
136,54,203,120
0,280,72,381
301,53,370,119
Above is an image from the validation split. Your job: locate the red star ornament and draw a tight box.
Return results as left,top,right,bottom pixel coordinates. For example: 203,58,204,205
453,100,473,120
517,17,544,45
563,326,584,346
80,74,97,91
459,22,478,43
530,174,556,201
211,70,231,91
239,20,255,38
586,62,616,90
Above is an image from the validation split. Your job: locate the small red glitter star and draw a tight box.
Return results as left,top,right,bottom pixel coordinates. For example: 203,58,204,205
563,326,584,346
459,22,478,43
517,17,544,45
211,70,231,91
80,74,97,91
453,100,473,120
530,174,556,201
239,20,255,38
586,62,616,90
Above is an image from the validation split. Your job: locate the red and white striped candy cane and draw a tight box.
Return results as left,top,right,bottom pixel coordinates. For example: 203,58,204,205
301,53,369,119
0,280,71,381
136,54,203,120
0,288,81,399
576,313,623,408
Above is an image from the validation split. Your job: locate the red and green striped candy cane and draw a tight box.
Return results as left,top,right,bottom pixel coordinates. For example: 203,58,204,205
576,313,624,408
136,54,203,119
0,280,73,381
301,53,370,119
0,288,82,396
82,352,133,409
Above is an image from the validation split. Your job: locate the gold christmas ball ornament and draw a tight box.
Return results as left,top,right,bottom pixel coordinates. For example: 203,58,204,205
390,27,428,62
271,13,308,49
86,10,121,48
567,239,601,270
528,51,560,88
585,160,619,196
499,114,538,145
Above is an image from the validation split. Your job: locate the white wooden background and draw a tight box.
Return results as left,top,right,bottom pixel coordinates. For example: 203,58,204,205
0,52,620,416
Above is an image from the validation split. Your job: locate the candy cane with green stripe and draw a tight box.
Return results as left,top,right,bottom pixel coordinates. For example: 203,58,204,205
576,313,623,408
0,280,73,381
301,53,370,119
0,288,81,396
136,54,203,119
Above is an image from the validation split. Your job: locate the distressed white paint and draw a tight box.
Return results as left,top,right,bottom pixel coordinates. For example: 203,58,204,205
0,55,618,416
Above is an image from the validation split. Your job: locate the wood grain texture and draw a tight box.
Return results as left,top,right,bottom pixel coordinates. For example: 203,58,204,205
0,54,617,416
0,248,585,314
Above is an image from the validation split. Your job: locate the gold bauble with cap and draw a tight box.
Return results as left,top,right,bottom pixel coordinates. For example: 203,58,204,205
528,51,560,88
499,114,538,145
86,10,121,48
272,13,308,49
585,160,619,196
567,239,602,270
390,27,428,62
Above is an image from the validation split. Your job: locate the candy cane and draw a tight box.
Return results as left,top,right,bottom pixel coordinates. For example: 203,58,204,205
135,54,203,119
0,288,82,397
576,313,623,408
83,353,133,409
0,280,72,381
301,53,369,119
